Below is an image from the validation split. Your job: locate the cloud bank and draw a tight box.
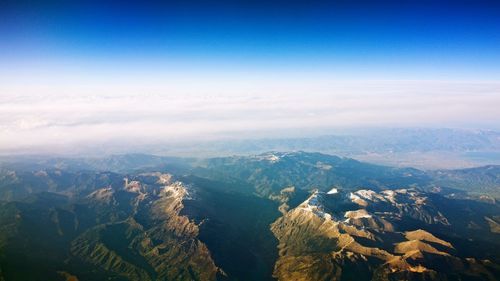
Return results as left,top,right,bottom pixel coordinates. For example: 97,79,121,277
1,76,499,154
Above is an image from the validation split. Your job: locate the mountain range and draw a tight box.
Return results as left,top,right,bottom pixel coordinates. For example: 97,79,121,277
0,152,499,280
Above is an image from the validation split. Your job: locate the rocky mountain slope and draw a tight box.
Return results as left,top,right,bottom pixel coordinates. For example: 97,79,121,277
71,176,222,281
271,188,500,281
0,173,224,281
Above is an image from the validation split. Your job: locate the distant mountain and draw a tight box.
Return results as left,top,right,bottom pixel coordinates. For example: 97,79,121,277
168,128,500,168
5,128,498,169
0,169,124,201
0,154,193,173
202,128,500,155
1,151,498,201
430,165,500,199
196,152,432,197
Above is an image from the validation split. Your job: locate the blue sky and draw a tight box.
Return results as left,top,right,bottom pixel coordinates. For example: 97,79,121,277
1,0,500,79
1,1,500,153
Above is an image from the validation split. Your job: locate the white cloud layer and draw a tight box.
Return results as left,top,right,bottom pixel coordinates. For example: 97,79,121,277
1,75,499,154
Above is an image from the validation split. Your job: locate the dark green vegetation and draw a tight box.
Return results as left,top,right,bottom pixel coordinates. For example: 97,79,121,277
0,151,499,280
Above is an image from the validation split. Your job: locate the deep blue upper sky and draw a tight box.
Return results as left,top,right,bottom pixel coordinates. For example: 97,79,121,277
1,0,500,80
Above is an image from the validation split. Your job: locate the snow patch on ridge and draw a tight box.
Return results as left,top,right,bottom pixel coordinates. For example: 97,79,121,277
327,188,338,194
299,191,334,221
344,209,373,219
